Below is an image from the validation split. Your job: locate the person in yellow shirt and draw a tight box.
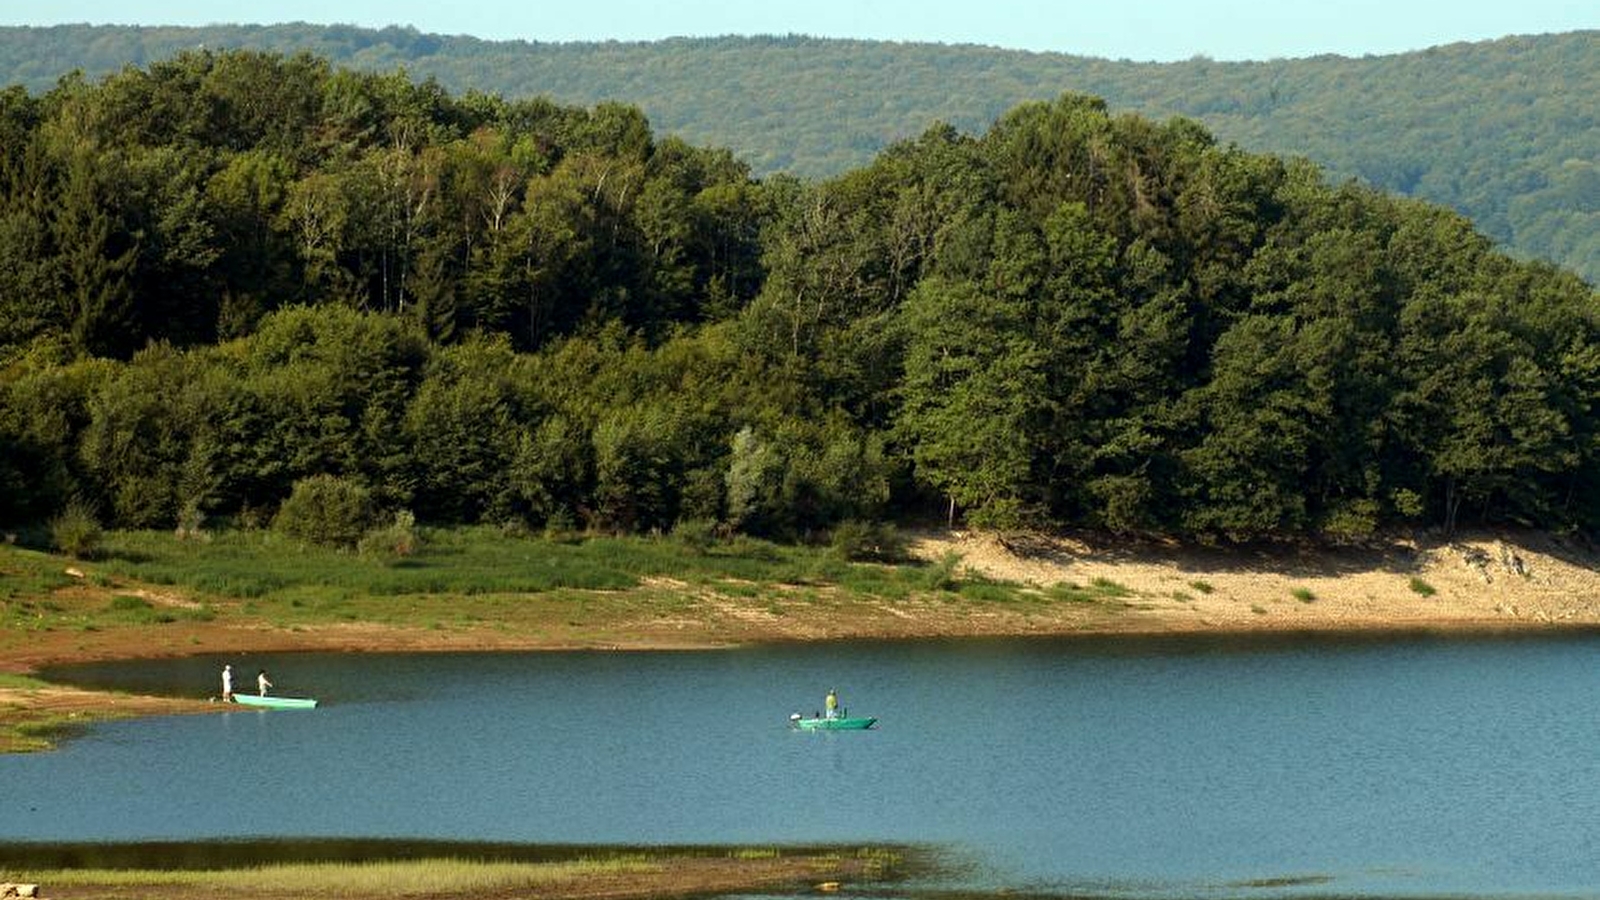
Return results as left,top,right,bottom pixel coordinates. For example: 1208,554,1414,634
825,688,838,719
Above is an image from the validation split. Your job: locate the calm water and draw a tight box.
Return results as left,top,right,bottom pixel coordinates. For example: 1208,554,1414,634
7,633,1600,898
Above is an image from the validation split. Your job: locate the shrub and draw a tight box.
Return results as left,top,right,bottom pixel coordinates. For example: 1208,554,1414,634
1291,587,1316,602
542,508,579,542
1320,499,1380,541
1391,488,1426,519
1408,576,1437,597
921,551,963,592
273,475,377,549
175,498,207,541
829,520,906,562
671,517,720,554
359,510,422,559
50,498,103,559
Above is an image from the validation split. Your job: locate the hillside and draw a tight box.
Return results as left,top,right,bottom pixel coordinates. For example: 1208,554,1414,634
0,25,1593,282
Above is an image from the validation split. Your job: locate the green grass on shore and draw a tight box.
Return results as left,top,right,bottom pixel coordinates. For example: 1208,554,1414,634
3,846,899,897
18,856,658,895
2,526,1044,637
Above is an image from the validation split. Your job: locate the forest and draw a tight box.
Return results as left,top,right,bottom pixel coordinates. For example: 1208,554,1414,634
0,25,1593,285
0,50,1596,546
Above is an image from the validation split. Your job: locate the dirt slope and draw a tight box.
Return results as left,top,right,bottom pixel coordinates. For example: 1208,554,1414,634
908,527,1600,633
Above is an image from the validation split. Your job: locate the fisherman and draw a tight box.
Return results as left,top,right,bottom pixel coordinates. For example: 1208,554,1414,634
257,669,272,697
825,688,839,719
221,664,233,702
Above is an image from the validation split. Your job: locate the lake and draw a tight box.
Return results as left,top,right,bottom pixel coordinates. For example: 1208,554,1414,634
6,632,1600,898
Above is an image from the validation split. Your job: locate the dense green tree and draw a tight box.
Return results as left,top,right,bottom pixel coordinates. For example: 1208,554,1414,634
52,151,138,358
3,27,1594,279
404,336,526,521
896,276,1049,528
0,49,1594,543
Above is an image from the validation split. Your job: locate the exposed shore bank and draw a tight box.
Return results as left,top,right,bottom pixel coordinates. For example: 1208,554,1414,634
3,847,893,900
3,527,1597,752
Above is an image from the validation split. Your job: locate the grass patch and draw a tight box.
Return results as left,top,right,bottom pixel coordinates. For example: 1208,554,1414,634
955,579,1019,604
1408,577,1437,597
25,858,660,895
1089,577,1131,597
0,709,91,753
2,525,1027,649
1189,580,1214,594
1291,587,1316,603
9,527,974,619
5,846,898,897
1047,579,1135,604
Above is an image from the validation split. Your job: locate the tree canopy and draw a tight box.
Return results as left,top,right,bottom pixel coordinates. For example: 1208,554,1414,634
0,25,1593,283
0,52,1595,543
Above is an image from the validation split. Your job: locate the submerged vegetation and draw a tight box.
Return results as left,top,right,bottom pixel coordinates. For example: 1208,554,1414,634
0,50,1594,549
0,844,900,899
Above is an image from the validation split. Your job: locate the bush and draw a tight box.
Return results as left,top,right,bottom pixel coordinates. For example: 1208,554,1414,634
1408,576,1437,597
541,508,580,542
273,475,377,549
50,498,103,559
1320,499,1381,541
671,517,720,554
175,498,208,541
921,551,963,592
829,519,906,562
359,510,422,559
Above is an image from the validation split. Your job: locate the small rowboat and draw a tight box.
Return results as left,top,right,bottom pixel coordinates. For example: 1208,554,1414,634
234,694,318,710
790,714,875,730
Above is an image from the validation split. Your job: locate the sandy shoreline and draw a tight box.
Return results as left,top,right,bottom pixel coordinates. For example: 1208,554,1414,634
3,527,1597,751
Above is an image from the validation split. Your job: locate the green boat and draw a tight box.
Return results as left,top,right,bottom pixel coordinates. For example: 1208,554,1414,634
234,694,318,710
790,714,876,730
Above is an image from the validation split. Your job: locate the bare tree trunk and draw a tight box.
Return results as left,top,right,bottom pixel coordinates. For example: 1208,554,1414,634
1444,477,1461,536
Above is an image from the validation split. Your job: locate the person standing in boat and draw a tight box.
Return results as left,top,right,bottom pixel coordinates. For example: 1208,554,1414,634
257,669,272,697
221,664,233,702
825,688,839,719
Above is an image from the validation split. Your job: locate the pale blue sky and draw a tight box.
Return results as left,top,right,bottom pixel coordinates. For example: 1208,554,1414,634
2,0,1593,61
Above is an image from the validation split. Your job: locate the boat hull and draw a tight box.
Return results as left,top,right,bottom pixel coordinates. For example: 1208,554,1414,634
234,694,318,710
792,716,875,730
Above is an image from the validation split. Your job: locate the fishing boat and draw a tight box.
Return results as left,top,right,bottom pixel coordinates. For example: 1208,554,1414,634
790,713,876,730
233,694,318,710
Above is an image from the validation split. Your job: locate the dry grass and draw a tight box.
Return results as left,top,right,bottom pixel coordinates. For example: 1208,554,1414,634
8,850,887,900
31,857,657,894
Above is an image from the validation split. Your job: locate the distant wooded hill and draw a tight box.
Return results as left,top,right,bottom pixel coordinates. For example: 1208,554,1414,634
0,24,1594,283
